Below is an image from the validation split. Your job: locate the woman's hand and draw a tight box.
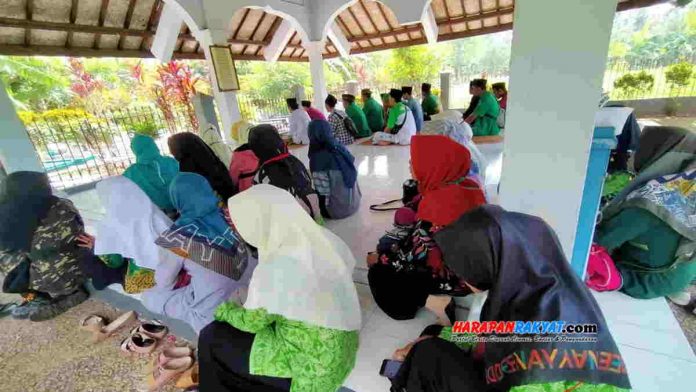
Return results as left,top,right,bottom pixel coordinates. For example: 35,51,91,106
76,233,96,249
392,336,433,361
366,252,379,267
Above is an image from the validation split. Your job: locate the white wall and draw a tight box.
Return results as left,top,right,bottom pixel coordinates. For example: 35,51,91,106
499,0,618,257
0,81,43,173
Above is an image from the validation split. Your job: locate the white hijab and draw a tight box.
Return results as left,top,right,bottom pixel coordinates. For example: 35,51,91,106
94,176,173,270
227,185,361,331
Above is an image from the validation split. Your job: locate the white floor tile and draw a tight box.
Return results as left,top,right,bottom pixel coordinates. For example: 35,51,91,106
619,344,696,392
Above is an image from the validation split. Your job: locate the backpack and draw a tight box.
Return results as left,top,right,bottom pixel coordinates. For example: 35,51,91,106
229,146,259,192
337,111,359,138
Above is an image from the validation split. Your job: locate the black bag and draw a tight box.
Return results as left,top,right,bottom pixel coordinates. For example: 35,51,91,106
370,179,419,211
337,111,359,138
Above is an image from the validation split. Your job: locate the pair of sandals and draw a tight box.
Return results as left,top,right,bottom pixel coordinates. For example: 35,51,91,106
147,346,198,391
80,311,169,355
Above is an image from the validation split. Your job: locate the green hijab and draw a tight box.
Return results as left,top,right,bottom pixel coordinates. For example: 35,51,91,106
123,134,180,211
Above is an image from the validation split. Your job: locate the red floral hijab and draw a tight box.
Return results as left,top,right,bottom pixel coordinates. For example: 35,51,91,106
410,135,486,227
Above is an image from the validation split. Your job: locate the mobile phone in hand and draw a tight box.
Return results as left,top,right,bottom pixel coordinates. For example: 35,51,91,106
379,359,403,379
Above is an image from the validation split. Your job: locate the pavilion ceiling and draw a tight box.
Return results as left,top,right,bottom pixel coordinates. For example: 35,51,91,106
0,0,669,61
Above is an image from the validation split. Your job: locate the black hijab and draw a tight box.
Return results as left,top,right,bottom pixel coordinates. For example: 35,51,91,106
247,124,317,217
633,126,695,173
0,171,58,252
248,124,287,163
168,132,237,201
433,205,631,391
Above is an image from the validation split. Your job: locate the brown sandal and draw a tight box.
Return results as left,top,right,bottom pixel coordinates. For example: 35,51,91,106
120,332,158,355
147,356,194,391
94,311,137,342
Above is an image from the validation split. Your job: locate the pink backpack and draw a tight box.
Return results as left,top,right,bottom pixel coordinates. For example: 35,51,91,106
229,146,259,192
585,244,622,292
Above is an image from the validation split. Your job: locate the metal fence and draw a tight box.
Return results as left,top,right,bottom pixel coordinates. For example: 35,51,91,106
24,105,196,190
603,57,696,100
237,95,290,133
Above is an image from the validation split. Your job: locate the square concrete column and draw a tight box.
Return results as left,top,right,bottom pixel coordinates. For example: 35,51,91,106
198,29,242,141
304,41,328,115
498,0,618,259
439,72,451,111
0,80,43,173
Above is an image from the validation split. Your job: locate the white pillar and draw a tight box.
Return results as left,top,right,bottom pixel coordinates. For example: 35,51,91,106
439,72,451,110
421,7,439,45
151,2,182,63
0,81,43,173
198,28,242,140
264,19,294,62
305,41,328,114
498,0,618,258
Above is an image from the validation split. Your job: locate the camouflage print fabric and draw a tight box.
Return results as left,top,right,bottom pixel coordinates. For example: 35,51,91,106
0,199,85,297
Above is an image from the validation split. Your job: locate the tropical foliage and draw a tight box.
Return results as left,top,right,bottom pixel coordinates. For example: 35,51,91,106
613,71,655,95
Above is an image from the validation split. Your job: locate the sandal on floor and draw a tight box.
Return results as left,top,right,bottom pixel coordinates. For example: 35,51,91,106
132,320,168,340
157,346,194,367
120,332,157,355
175,363,199,389
147,356,194,391
94,310,137,342
80,315,107,333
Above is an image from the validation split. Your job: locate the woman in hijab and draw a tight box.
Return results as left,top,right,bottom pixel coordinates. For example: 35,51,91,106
123,134,179,214
198,185,361,392
596,126,695,301
0,171,87,321
248,124,322,224
168,132,237,201
150,172,255,332
308,119,361,219
368,135,486,324
390,205,631,392
229,124,259,193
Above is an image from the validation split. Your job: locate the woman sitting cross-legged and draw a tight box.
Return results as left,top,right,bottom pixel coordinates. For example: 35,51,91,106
390,205,631,392
198,185,361,392
149,173,255,333
308,119,362,219
248,124,323,224
595,126,695,301
367,135,486,324
0,172,88,321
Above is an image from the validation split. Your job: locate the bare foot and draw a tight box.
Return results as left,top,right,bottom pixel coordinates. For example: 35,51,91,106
425,295,453,326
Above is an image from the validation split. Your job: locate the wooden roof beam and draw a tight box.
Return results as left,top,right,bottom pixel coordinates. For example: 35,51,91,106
66,0,79,48
118,0,138,50
436,7,513,26
347,24,422,42
0,17,195,40
94,0,110,49
0,43,203,59
421,7,438,44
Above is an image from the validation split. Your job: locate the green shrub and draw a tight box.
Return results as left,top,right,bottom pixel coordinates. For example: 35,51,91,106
665,62,693,89
613,71,655,96
131,120,162,138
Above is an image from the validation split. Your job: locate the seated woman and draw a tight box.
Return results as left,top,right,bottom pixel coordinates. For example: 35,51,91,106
151,173,255,333
391,205,631,392
596,126,695,301
372,89,417,146
308,120,361,219
248,124,323,224
168,132,237,201
123,134,179,215
0,172,87,321
198,185,361,392
368,135,486,324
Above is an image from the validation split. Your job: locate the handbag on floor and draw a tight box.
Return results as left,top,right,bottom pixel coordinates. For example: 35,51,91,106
369,180,419,211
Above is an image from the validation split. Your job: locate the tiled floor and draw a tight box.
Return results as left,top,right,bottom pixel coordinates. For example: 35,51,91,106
69,141,694,392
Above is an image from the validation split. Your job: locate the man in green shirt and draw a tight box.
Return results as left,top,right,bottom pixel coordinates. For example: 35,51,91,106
464,78,500,137
421,83,441,119
341,94,371,138
360,89,384,133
